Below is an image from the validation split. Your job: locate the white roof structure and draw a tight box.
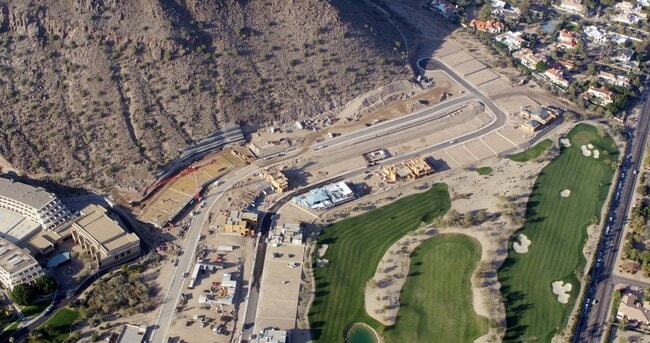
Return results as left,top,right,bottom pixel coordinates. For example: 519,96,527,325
0,237,44,290
0,177,71,231
292,182,355,210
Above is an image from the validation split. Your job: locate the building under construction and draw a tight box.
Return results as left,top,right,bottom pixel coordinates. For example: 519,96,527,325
383,156,434,182
263,168,289,193
221,211,258,236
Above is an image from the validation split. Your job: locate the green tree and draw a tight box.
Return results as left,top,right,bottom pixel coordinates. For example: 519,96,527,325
34,275,57,295
478,3,493,21
535,61,548,72
10,283,37,306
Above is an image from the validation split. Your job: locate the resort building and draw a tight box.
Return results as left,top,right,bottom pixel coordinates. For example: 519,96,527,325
116,324,148,343
70,205,140,269
222,211,257,236
0,177,72,231
424,0,459,18
0,237,44,290
264,168,289,193
291,182,354,210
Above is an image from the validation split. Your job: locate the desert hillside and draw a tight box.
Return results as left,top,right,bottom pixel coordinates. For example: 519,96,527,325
0,0,411,194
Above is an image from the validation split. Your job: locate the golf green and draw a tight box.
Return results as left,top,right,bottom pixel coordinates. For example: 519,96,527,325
498,124,618,341
309,183,451,342
383,234,488,342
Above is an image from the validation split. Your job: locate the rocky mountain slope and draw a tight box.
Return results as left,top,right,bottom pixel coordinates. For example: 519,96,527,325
0,0,411,194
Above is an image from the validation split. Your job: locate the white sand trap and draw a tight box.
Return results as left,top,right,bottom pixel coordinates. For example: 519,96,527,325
593,150,600,159
316,259,329,267
581,145,591,157
318,244,329,258
560,138,571,147
551,281,572,304
587,144,593,149
513,234,531,253
560,189,571,198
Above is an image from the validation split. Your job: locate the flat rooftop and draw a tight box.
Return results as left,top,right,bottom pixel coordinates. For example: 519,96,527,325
75,205,139,254
0,177,57,210
0,237,40,274
0,207,41,245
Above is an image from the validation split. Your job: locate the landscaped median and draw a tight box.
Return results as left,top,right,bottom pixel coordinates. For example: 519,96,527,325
498,124,618,342
309,183,487,342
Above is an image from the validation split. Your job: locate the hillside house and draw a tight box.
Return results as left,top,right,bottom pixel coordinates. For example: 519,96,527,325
598,71,630,87
584,87,614,105
544,68,570,87
559,0,586,15
513,49,544,70
495,31,526,51
557,29,579,49
469,19,505,34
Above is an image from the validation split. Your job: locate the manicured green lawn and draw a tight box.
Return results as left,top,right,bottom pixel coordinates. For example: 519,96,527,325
509,139,553,162
36,308,79,342
21,299,50,317
476,166,493,175
498,124,618,342
384,234,488,342
309,184,451,342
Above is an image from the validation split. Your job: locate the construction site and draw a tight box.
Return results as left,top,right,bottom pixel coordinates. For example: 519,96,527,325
381,156,435,182
136,147,254,228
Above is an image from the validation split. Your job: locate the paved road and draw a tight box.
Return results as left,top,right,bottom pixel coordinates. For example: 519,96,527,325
574,82,650,342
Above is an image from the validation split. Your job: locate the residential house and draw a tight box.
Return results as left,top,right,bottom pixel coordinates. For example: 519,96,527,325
639,0,650,7
583,26,607,44
495,31,526,51
614,48,634,64
558,59,575,71
544,68,570,87
585,86,614,105
469,19,505,34
615,1,648,19
491,0,521,18
557,29,579,49
558,0,586,15
617,291,650,325
612,13,644,24
513,49,544,70
520,106,558,125
425,0,458,18
521,120,541,133
598,71,630,87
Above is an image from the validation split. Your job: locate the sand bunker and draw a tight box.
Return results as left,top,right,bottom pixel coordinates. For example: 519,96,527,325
316,259,329,267
551,281,572,304
560,138,571,147
513,234,531,253
318,244,329,258
560,189,571,198
580,145,592,157
593,150,600,159
587,144,593,149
